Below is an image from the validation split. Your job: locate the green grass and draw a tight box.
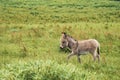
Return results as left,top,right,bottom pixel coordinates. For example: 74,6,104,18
1,60,119,80
0,0,120,23
0,60,103,80
0,0,120,80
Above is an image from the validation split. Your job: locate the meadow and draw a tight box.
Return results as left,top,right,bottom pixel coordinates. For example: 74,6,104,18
0,0,120,80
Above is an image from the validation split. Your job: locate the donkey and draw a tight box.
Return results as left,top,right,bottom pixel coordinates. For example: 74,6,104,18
60,32,100,63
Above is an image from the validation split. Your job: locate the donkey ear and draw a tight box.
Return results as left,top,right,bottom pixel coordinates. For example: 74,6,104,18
61,32,66,34
62,32,67,37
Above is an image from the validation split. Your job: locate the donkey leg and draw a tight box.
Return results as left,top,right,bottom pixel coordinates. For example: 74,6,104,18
77,55,81,63
67,52,75,63
90,50,96,62
91,51,97,62
93,52,97,62
94,49,100,62
97,54,100,62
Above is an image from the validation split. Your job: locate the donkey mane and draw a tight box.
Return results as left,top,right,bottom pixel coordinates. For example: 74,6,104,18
62,32,77,41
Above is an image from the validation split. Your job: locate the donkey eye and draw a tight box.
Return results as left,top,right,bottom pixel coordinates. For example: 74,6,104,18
62,41,65,43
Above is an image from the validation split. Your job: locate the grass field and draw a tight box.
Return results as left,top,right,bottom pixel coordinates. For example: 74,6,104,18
0,0,120,80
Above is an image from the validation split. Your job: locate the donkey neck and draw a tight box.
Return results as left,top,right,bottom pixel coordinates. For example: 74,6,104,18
67,37,77,49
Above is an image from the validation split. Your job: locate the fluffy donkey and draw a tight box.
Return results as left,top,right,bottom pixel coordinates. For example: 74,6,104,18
60,32,100,63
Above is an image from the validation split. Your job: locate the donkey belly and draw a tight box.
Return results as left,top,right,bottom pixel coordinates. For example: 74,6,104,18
79,51,89,55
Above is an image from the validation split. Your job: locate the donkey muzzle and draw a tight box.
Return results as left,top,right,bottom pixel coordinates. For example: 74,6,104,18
60,47,63,49
60,45,64,49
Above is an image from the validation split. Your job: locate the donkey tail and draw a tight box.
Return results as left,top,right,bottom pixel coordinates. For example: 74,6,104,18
97,46,100,62
97,46,100,55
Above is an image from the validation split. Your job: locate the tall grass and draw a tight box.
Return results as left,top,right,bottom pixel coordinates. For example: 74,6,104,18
0,60,91,80
1,60,119,80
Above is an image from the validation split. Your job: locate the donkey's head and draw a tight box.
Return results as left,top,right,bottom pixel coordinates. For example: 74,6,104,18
60,32,69,49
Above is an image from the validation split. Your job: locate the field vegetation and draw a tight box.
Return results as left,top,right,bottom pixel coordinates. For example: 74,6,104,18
0,0,120,80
